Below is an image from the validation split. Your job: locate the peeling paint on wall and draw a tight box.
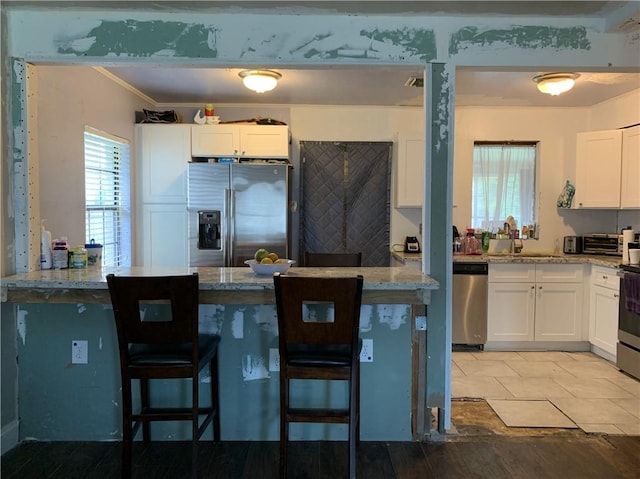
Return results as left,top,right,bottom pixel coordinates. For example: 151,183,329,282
449,25,590,55
58,20,218,58
76,303,86,314
16,307,27,344
242,354,269,381
231,309,244,339
251,305,278,335
359,305,373,332
377,304,409,330
198,304,224,335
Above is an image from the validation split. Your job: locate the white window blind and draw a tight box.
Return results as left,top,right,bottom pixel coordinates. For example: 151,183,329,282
84,127,131,267
471,142,537,233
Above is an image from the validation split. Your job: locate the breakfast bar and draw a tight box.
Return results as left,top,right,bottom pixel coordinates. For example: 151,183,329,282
1,266,439,443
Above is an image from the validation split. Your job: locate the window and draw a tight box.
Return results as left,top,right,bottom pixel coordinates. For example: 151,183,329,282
471,142,537,233
84,127,131,267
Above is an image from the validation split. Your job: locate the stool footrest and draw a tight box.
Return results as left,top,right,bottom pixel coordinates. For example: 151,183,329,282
287,407,351,423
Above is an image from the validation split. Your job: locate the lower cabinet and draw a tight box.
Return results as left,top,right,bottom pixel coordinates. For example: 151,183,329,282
588,266,620,360
140,204,189,267
488,263,585,343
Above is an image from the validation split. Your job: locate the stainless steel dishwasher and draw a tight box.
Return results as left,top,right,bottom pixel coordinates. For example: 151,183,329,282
452,261,488,348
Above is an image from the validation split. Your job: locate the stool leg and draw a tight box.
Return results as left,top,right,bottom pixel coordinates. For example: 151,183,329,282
279,376,289,478
211,353,220,441
121,378,133,478
140,378,151,442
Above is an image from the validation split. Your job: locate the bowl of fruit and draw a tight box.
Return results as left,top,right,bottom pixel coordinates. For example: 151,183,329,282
244,249,295,275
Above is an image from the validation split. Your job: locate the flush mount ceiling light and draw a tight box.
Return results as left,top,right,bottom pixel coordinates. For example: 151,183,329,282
533,72,580,96
238,69,282,93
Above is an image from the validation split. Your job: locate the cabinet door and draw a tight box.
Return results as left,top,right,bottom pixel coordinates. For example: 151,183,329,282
588,284,619,357
487,282,535,341
534,283,584,341
191,125,240,157
395,135,424,208
575,129,622,208
138,124,190,203
620,125,640,208
240,125,289,158
535,263,583,283
140,204,188,267
591,265,620,290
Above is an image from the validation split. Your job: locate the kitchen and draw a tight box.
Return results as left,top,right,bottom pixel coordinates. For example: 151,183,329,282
2,1,640,453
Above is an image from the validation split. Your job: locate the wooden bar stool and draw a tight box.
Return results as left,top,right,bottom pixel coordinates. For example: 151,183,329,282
106,273,221,479
303,252,363,267
273,273,364,479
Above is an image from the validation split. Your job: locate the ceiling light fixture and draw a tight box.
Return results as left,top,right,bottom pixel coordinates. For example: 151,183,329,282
238,69,282,93
533,72,580,96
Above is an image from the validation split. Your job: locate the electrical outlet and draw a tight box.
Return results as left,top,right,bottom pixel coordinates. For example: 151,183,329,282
360,339,373,362
72,340,88,364
415,315,427,331
269,348,280,372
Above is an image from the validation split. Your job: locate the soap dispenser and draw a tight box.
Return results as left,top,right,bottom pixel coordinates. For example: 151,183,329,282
40,220,52,269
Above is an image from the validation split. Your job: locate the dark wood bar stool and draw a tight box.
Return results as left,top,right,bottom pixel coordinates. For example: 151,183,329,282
273,273,364,479
303,252,363,267
106,273,221,479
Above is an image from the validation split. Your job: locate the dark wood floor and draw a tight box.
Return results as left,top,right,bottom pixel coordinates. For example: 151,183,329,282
2,435,639,479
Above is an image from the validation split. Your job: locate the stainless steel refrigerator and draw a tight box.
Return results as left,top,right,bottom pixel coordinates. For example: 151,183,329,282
187,162,289,267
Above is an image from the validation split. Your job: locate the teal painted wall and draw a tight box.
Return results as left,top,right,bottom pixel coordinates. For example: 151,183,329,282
15,301,412,441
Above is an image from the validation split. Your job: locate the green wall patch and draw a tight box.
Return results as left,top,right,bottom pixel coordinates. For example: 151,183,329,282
57,20,217,58
449,25,590,55
362,28,437,62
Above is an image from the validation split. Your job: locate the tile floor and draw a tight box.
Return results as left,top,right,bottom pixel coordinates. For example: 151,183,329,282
452,350,640,435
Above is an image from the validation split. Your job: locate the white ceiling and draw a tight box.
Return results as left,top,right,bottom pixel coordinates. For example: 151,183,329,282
31,0,632,108
103,66,640,108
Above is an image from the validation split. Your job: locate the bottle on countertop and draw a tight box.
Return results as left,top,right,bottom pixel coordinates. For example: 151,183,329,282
464,228,480,255
52,237,69,269
40,220,52,269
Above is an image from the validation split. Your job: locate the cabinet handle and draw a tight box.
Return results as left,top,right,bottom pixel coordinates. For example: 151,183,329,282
531,285,535,289
602,275,608,280
614,293,619,298
539,286,543,290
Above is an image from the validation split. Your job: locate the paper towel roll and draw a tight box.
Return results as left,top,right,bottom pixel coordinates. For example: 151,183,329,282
622,229,634,264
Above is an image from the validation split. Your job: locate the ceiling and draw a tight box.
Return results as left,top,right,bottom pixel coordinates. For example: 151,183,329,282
103,66,640,108
24,0,634,108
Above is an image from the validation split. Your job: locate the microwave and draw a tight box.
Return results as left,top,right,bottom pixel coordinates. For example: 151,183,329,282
582,234,622,256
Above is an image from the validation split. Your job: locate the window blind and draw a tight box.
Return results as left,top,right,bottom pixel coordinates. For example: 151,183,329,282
84,127,131,267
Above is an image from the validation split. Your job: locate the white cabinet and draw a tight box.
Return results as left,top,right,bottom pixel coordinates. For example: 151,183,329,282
395,134,424,208
136,125,190,267
620,125,640,208
141,205,189,267
191,124,289,158
588,265,620,360
488,264,584,343
575,125,640,209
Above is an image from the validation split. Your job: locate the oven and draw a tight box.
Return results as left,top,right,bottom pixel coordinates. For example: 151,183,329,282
617,265,640,380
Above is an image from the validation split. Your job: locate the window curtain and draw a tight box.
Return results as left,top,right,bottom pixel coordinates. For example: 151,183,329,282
472,144,536,232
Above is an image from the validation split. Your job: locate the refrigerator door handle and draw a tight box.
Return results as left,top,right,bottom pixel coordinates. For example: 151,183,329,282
225,188,234,266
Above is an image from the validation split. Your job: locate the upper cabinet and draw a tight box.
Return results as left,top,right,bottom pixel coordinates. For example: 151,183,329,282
191,124,289,158
574,125,640,209
395,134,424,208
137,124,190,204
620,125,640,208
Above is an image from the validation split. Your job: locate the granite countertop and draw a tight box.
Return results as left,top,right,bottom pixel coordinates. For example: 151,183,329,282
392,251,622,268
1,266,439,297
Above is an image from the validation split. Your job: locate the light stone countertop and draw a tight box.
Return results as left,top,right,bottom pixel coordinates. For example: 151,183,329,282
1,266,439,305
392,251,622,268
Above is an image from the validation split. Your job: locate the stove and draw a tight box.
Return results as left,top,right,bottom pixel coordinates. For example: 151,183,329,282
618,265,640,380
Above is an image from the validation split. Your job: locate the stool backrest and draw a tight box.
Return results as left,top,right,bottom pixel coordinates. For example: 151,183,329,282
273,274,363,348
303,252,362,267
106,273,199,347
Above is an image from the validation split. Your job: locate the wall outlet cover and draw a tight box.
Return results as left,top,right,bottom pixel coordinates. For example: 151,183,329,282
72,340,88,364
360,338,373,362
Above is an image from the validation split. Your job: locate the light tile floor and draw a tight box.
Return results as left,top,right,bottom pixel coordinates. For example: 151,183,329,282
452,350,640,435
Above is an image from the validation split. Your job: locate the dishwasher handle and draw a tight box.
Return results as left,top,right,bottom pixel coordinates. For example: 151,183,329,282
453,262,488,274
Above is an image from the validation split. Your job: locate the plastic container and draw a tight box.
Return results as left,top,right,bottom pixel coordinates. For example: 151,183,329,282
69,246,88,269
464,228,480,255
40,221,52,269
85,239,103,268
52,237,69,269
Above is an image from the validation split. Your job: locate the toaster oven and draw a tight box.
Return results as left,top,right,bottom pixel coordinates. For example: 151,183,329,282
582,234,622,256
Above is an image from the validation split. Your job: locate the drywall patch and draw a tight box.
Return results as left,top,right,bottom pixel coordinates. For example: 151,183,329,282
377,304,409,330
359,305,373,333
16,307,27,345
361,27,437,62
231,309,244,339
76,303,86,314
57,20,218,58
242,354,269,381
251,305,278,335
449,25,590,55
198,304,224,335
